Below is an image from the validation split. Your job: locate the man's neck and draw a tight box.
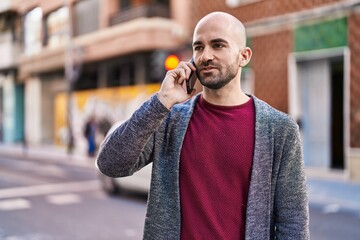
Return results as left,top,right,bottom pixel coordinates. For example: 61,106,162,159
202,82,250,106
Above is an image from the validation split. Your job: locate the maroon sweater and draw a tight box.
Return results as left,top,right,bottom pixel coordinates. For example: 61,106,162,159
180,96,255,240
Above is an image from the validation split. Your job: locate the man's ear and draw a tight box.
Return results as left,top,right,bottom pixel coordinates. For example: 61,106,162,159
239,47,252,67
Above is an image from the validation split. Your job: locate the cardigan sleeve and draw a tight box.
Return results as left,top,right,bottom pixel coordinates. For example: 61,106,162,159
96,94,170,178
274,123,310,239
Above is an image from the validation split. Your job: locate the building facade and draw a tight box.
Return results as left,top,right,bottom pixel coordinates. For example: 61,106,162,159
188,0,360,180
0,0,193,153
0,1,22,144
0,0,359,180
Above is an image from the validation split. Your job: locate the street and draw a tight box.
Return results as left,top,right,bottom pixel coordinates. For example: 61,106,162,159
0,156,146,240
0,155,360,240
310,205,360,240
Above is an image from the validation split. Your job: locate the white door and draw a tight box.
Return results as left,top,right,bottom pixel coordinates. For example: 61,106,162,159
297,59,331,168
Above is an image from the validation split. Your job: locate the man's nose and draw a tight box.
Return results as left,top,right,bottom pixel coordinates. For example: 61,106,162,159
199,47,214,63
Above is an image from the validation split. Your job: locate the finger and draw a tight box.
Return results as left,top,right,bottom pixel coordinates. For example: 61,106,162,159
188,60,197,71
184,62,196,79
174,68,187,85
177,61,194,80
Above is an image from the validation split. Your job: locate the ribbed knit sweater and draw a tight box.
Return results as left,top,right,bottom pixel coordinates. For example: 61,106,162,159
180,96,255,239
96,94,310,240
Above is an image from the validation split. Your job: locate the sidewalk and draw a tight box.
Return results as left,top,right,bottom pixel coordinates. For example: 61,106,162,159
1,144,360,212
0,144,94,169
307,177,360,212
306,168,360,212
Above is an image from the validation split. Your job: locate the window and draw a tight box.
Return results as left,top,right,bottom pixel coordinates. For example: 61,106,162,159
153,0,169,6
226,0,261,8
24,7,43,55
46,7,69,48
0,12,21,43
119,0,131,10
74,0,99,36
74,64,98,90
108,61,135,87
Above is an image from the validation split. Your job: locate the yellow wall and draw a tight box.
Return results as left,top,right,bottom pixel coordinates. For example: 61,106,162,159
54,84,160,146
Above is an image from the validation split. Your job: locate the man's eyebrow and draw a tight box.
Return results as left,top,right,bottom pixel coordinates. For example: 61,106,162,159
210,38,228,44
192,38,229,46
192,40,202,46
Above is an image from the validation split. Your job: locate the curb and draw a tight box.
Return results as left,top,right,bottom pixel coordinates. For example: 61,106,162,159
0,145,95,169
307,178,360,213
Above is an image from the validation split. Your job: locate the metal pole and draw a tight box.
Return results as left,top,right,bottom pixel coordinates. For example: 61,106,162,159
65,0,74,154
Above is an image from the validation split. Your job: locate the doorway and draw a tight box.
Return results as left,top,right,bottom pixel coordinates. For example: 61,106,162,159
330,58,344,169
289,48,349,170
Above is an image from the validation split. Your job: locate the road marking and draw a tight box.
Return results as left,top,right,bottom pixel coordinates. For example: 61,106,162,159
33,165,67,178
323,204,340,214
2,233,52,239
46,193,82,205
125,229,137,237
0,198,31,211
0,169,46,185
0,180,100,199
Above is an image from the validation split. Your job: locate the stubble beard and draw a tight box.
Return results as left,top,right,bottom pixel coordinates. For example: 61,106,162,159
198,57,240,90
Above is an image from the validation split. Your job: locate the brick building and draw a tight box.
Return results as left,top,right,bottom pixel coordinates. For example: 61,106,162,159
188,0,360,180
0,0,359,180
0,0,192,154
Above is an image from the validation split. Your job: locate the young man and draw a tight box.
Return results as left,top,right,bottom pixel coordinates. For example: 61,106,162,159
97,11,309,240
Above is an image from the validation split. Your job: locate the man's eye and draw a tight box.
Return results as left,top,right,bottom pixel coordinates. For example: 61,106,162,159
193,46,203,51
214,43,224,48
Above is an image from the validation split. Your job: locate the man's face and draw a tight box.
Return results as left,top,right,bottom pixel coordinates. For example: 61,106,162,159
192,19,243,90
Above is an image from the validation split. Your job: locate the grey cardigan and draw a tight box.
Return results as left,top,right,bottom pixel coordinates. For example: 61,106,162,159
97,94,310,240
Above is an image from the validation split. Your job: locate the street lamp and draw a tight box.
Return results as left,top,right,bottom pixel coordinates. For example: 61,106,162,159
64,0,82,154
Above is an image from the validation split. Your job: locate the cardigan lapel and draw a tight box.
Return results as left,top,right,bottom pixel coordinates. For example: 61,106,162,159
174,95,274,239
245,97,273,240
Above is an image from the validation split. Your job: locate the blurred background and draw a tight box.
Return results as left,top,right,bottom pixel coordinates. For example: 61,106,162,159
0,0,360,239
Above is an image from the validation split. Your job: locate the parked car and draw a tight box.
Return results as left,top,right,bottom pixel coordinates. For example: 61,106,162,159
98,163,152,195
97,121,152,195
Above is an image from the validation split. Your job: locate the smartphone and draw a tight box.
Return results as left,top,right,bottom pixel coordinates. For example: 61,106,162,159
186,58,198,94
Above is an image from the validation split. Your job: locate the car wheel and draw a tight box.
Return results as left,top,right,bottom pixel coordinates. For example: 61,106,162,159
99,173,120,195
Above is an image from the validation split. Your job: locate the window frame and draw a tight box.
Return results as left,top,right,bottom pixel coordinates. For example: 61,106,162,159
225,0,262,8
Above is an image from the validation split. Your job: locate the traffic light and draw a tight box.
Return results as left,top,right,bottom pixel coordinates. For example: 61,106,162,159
164,54,180,70
148,50,181,82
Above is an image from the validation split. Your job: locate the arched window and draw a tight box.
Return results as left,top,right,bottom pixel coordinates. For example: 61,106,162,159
46,7,70,48
24,7,42,55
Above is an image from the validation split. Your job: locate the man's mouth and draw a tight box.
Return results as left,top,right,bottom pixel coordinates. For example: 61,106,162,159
200,66,218,73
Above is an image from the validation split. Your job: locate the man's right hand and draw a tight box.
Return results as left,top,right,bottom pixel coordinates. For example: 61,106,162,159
157,61,197,109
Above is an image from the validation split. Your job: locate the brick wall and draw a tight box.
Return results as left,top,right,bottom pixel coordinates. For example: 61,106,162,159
349,11,360,148
192,0,347,27
250,30,292,113
190,0,355,116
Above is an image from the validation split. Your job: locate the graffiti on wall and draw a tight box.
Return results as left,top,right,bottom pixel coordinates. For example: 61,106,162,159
54,83,160,153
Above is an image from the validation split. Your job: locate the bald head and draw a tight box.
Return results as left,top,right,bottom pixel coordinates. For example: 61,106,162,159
194,12,247,48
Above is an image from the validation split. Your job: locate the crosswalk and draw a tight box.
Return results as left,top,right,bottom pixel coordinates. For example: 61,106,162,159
0,180,100,211
0,194,83,211
0,198,31,211
46,193,82,205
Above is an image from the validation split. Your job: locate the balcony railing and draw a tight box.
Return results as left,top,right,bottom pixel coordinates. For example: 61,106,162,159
0,32,20,69
110,4,169,26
